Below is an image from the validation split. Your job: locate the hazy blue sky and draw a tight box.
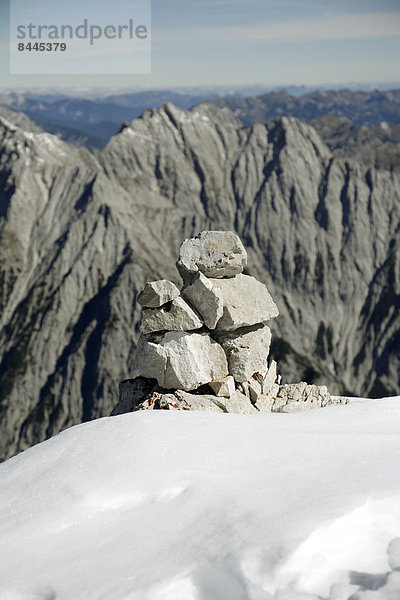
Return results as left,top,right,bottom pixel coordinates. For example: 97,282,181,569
1,0,400,90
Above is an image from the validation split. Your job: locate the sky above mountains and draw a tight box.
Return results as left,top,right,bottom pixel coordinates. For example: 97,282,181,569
0,0,399,89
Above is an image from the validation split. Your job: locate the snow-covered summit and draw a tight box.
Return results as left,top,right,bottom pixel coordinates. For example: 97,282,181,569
0,397,399,599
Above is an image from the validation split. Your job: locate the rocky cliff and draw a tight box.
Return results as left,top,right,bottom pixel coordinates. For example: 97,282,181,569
0,103,399,460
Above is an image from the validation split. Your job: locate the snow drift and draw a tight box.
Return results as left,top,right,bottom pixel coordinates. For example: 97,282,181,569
0,397,400,599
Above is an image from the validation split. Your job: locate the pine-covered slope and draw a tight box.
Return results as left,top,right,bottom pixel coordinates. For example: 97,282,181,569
0,103,399,460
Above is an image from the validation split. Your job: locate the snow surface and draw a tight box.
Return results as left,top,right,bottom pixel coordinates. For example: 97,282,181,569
0,397,400,600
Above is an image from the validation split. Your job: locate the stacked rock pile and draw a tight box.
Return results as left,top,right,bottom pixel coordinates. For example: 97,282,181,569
112,231,347,415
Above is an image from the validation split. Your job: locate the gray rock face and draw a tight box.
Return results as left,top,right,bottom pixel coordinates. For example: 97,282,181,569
1,102,400,460
137,280,180,308
215,324,272,382
212,275,279,331
182,271,224,329
177,230,247,279
140,296,203,334
133,331,228,391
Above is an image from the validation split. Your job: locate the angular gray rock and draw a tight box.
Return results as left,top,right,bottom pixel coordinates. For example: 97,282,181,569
182,271,224,329
215,324,272,382
140,296,203,334
177,230,247,279
137,280,180,308
247,361,280,409
263,360,279,394
212,391,258,414
132,335,168,385
165,391,224,412
209,375,235,398
272,382,348,413
133,331,228,391
211,274,279,331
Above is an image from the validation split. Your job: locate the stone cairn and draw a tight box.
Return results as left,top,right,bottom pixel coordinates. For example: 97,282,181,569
112,231,347,415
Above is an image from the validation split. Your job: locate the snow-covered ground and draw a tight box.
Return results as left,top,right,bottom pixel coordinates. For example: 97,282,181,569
1,397,400,600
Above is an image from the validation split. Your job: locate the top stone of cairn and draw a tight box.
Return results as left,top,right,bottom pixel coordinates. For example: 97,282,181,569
177,231,247,279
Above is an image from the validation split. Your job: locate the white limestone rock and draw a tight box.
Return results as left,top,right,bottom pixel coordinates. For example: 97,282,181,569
132,335,168,382
212,390,259,413
111,376,347,416
247,362,280,411
133,331,228,391
263,360,279,394
211,274,279,331
271,382,348,413
209,375,235,398
177,230,247,279
216,324,272,383
248,377,263,405
155,390,224,412
137,389,256,413
137,280,180,308
140,296,203,334
182,271,224,329
253,391,276,412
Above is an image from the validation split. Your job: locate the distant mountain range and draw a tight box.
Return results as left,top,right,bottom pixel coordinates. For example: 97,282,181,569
1,88,399,173
0,100,399,461
0,90,217,147
204,88,400,126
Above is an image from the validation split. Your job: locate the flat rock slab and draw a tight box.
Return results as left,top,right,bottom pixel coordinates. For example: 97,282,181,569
182,271,224,329
133,331,228,391
140,296,203,334
177,230,247,279
211,274,279,331
215,324,272,382
137,280,180,308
